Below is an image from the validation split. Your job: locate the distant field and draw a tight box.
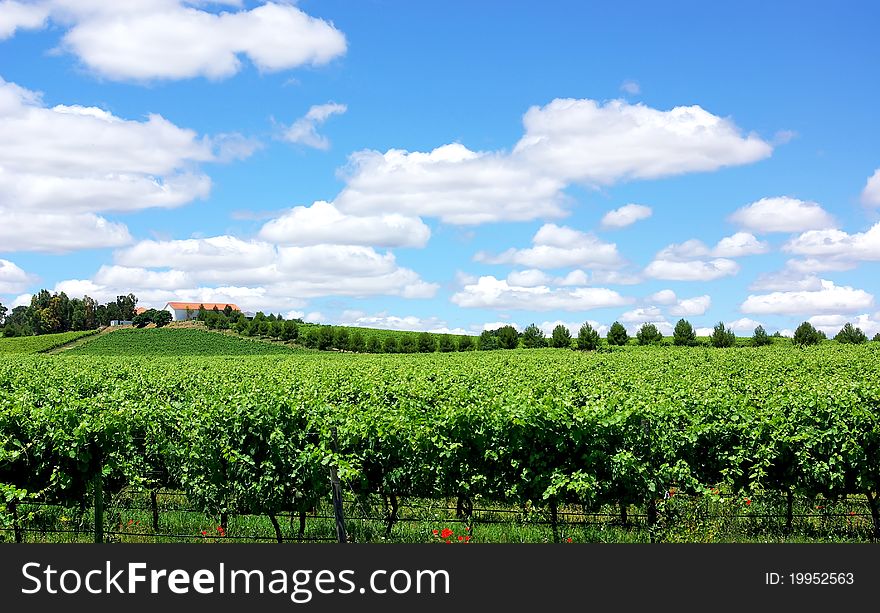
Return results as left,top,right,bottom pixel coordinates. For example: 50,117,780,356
0,330,98,354
65,327,303,356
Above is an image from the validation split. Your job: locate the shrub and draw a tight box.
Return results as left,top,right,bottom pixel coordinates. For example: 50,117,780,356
457,335,474,351
497,326,520,349
417,332,436,353
438,335,455,352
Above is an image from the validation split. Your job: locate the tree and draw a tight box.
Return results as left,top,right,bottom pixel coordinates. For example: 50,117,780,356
710,321,735,348
438,335,455,352
366,335,382,353
478,330,497,350
497,325,519,349
350,330,366,353
417,332,436,353
636,323,663,346
317,326,334,350
793,321,822,346
0,301,6,326
400,335,418,353
672,319,697,346
550,324,572,348
281,320,299,342
521,323,546,349
576,322,600,351
457,335,474,351
873,332,880,342
382,336,399,353
606,321,629,346
835,322,868,344
752,325,771,347
333,327,349,351
153,310,172,327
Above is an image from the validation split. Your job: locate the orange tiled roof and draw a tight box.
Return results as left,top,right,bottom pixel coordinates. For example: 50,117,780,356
165,302,241,311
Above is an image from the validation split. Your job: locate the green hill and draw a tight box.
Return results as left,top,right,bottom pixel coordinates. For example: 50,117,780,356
0,330,99,354
65,327,304,356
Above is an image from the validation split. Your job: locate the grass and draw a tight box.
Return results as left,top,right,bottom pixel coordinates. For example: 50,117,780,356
3,490,874,544
0,330,99,354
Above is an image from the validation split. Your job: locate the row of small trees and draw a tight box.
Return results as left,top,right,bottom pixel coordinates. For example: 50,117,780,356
0,291,139,337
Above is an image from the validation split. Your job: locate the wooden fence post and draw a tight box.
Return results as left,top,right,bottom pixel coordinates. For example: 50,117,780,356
329,428,347,543
94,462,104,544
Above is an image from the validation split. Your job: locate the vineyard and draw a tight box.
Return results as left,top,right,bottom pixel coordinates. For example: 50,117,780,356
65,327,304,356
0,330,99,354
1,344,880,543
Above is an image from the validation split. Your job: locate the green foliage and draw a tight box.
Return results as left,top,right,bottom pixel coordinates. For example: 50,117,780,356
438,335,455,352
835,323,867,345
521,323,546,349
672,319,697,347
457,335,474,351
576,322,600,351
0,330,98,354
606,321,629,346
497,326,519,349
710,321,736,348
636,323,663,346
65,328,301,356
417,332,436,353
550,324,572,348
874,333,880,342
752,325,771,347
793,321,823,346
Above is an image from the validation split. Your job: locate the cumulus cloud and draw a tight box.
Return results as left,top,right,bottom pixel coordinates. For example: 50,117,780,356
506,269,551,287
1,1,347,81
620,306,663,323
783,222,880,265
282,103,347,150
728,197,835,233
749,268,824,292
726,317,764,333
475,223,623,269
0,0,49,39
740,280,874,315
648,289,677,305
668,294,711,316
0,258,34,294
644,258,739,281
862,169,880,206
335,311,467,335
600,203,652,229
0,75,251,251
258,200,430,248
451,275,632,311
712,232,769,257
538,320,607,337
334,98,771,225
619,80,641,95
808,313,880,338
102,235,439,308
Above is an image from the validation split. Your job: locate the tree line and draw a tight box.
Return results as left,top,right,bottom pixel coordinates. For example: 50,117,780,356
0,291,139,338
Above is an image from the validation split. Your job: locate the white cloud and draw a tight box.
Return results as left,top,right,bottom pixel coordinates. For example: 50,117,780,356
451,275,632,311
655,239,711,261
862,169,880,206
740,280,874,315
506,269,551,287
0,258,34,294
783,222,880,264
726,317,764,333
668,294,711,316
728,197,835,233
258,200,430,248
514,98,772,184
808,313,880,338
619,80,641,95
648,289,677,305
600,203,652,229
335,143,568,225
335,99,771,225
481,321,521,332
620,306,663,322
591,270,644,285
282,102,347,150
0,211,132,252
0,0,49,39
538,320,607,337
336,312,467,335
475,223,623,269
6,1,346,82
644,258,739,281
749,269,823,292
556,270,590,286
712,232,769,257
106,235,439,305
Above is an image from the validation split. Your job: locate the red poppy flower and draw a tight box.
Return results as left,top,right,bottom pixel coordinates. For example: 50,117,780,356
201,530,207,536
465,536,471,542
440,528,454,539
458,536,464,541
744,498,751,505
850,511,856,516
128,519,134,525
566,537,572,543
465,526,470,531
432,529,439,535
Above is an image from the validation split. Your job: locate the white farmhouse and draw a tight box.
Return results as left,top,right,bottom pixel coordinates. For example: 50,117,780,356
163,302,241,322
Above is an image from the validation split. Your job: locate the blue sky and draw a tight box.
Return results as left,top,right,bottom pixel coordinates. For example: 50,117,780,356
1,0,880,337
